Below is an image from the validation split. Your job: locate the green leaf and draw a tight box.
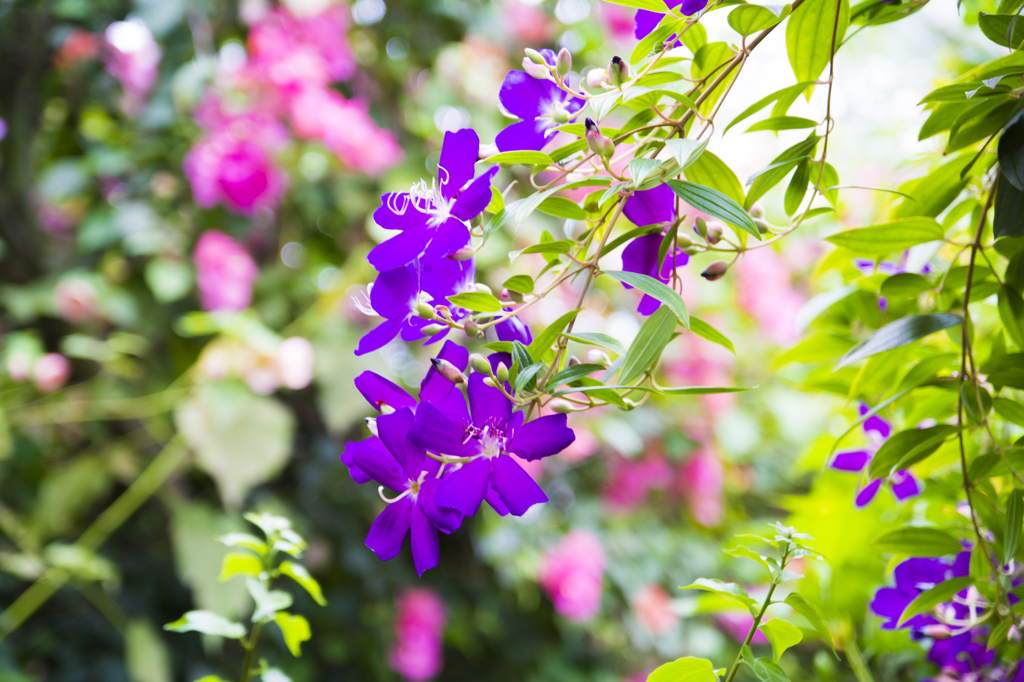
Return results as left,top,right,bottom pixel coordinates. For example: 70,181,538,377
1000,115,1024,192
783,593,834,653
979,12,1024,48
786,0,849,83
871,528,964,557
448,292,503,313
666,179,760,240
994,397,1024,427
528,309,581,362
563,332,626,356
483,150,554,166
685,151,745,205
502,275,535,295
164,611,246,639
647,657,717,682
604,270,690,328
274,612,311,657
602,0,669,10
247,577,294,623
746,136,820,209
881,273,932,298
999,285,1024,348
729,3,788,35
893,153,973,219
689,316,736,354
618,306,679,385
988,618,1013,649
984,352,1024,389
836,313,962,369
547,363,606,389
663,138,709,172
680,578,758,608
628,158,665,189
724,546,772,575
784,160,811,216
868,425,958,479
1005,488,1023,565
660,385,755,395
748,116,819,133
897,577,972,626
692,43,738,114
486,186,504,214
752,658,790,682
760,620,803,663
520,239,574,256
725,82,816,135
218,552,264,582
218,532,267,555
826,217,944,255
279,561,326,606
515,362,547,393
538,196,586,220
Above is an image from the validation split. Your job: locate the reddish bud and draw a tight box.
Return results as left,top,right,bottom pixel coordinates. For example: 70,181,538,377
431,357,467,385
701,260,729,281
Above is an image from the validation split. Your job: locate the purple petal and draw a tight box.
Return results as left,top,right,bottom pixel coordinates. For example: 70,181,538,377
340,436,382,483
410,504,440,577
499,70,555,120
507,414,575,461
451,167,499,221
855,478,883,508
496,119,551,153
634,10,665,39
495,317,533,345
435,458,492,516
354,371,415,412
868,586,915,629
491,455,548,516
408,402,481,458
658,249,689,280
637,294,661,316
418,476,463,533
422,218,471,263
890,470,922,501
831,449,872,472
621,234,662,284
859,403,892,439
438,128,480,200
679,0,709,13
434,386,471,423
369,265,418,320
420,340,470,405
377,408,426,481
367,228,432,272
468,373,513,432
346,437,408,491
485,485,510,516
623,185,675,227
420,251,475,301
365,496,412,562
400,316,432,343
355,317,405,356
373,193,431,231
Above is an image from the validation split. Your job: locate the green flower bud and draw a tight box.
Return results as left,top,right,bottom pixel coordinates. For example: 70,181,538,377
694,216,708,237
749,202,765,218
421,323,448,336
469,353,492,375
483,377,500,389
496,362,509,382
753,218,771,235
675,231,694,248
525,48,547,64
556,48,572,77
415,300,437,319
463,318,479,337
608,55,629,86
586,349,611,367
550,399,575,414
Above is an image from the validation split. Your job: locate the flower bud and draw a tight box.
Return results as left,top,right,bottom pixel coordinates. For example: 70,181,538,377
608,56,629,86
502,288,524,303
421,323,448,336
587,349,611,367
524,48,548,64
550,399,575,413
364,416,379,436
675,231,694,248
55,279,97,324
474,282,493,295
585,118,615,158
706,223,723,245
483,377,500,389
701,260,729,282
749,202,765,218
463,318,479,337
586,68,609,89
33,353,71,394
920,624,952,640
522,57,550,80
449,245,476,261
415,299,437,319
431,357,467,385
551,102,571,124
555,48,572,77
469,353,492,375
694,216,708,237
496,362,509,382
754,218,771,235
568,356,581,366
682,245,703,256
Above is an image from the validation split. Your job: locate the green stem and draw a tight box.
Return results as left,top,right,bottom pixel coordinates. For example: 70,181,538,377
240,621,263,682
723,581,777,682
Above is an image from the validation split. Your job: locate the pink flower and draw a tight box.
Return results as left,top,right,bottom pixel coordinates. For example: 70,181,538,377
603,452,672,513
538,529,605,622
677,448,725,527
247,5,355,90
734,248,806,345
598,2,637,41
716,612,769,645
33,354,71,393
559,428,599,463
193,231,259,312
103,18,161,115
389,588,447,682
502,0,553,44
184,129,288,214
631,585,679,634
319,97,404,177
54,279,98,324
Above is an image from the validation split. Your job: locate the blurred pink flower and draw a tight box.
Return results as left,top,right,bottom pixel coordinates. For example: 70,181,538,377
598,2,637,41
716,612,769,645
632,585,679,634
502,0,553,44
277,336,315,389
55,29,99,70
389,588,447,682
247,5,355,90
193,230,259,312
184,130,288,214
603,452,672,512
734,248,806,345
677,448,724,527
559,428,599,463
55,279,97,324
538,529,605,621
320,97,404,177
103,18,160,116
33,353,71,393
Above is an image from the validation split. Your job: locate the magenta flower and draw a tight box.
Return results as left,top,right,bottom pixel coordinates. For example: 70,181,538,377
635,0,710,40
829,404,921,508
344,408,463,576
389,588,447,681
353,257,476,356
193,230,259,312
184,127,289,215
623,185,676,227
247,5,355,90
368,129,497,272
496,49,586,152
538,530,605,621
408,373,575,517
102,18,160,115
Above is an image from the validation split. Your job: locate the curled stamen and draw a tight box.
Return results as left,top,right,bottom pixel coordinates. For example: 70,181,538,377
378,486,412,504
387,192,411,215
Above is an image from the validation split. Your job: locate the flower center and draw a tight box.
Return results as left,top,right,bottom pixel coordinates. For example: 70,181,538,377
462,422,509,459
388,165,458,229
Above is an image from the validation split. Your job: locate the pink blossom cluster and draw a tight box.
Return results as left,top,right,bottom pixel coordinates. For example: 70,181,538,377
193,230,259,311
184,4,403,214
388,588,447,681
102,18,161,116
734,248,807,345
538,529,606,622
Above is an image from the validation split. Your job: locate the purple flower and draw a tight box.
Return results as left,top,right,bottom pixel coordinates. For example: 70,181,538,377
495,316,533,345
496,50,586,152
368,129,497,272
354,257,476,356
343,408,463,576
620,233,688,316
623,185,676,227
635,0,709,41
408,373,575,517
829,403,921,508
869,552,971,631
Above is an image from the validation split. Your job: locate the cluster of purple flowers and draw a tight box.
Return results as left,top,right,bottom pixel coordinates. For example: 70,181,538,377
342,342,575,575
870,551,1022,681
829,404,922,507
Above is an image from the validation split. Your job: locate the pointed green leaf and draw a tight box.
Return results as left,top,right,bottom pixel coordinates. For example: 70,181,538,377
760,619,803,662
786,0,849,83
871,528,964,557
502,275,535,295
279,561,326,606
647,657,717,682
618,306,679,385
666,179,760,240
1005,488,1023,565
164,611,246,639
897,577,972,626
748,116,818,133
783,593,834,653
836,313,962,369
826,217,944,256
274,612,311,657
604,270,690,328
218,552,264,582
448,292,503,313
679,578,758,608
528,309,581,362
563,332,626,356
998,285,1024,348
483,151,554,166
